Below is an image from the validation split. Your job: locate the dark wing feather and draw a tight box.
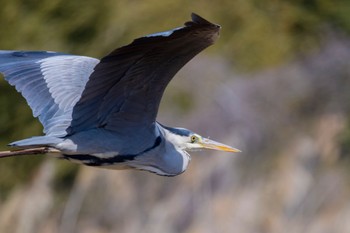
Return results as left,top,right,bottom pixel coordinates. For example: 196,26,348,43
68,13,220,135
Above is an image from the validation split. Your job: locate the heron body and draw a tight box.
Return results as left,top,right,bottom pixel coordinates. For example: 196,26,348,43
0,13,240,176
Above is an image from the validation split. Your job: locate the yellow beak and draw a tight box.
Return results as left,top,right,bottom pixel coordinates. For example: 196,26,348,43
200,138,241,153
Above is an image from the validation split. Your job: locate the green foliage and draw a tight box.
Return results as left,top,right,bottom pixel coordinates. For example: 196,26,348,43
2,0,350,66
52,161,79,193
339,119,350,161
0,156,43,199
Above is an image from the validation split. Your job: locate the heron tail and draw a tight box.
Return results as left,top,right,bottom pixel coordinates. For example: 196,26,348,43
8,136,63,148
0,136,63,158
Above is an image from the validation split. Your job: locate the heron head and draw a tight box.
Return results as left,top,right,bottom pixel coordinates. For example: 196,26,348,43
184,133,241,152
161,125,241,153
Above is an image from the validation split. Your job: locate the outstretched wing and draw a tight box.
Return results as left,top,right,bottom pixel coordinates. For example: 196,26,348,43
68,13,221,135
0,51,99,137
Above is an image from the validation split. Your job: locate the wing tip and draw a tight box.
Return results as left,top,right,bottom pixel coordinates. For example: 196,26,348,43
185,13,221,30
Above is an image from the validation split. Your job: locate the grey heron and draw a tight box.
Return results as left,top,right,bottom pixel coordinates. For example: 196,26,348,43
0,13,240,176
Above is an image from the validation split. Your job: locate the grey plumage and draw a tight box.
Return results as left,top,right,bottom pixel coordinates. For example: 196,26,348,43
0,13,240,176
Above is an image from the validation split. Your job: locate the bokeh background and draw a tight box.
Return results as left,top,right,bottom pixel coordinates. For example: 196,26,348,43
1,1,350,233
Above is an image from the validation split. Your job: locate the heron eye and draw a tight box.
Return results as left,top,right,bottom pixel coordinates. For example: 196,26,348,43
190,135,198,143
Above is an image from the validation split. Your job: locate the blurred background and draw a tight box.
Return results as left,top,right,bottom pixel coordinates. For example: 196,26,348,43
1,0,350,232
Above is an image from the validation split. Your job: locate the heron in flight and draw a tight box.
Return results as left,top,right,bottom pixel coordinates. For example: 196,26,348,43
0,13,240,176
